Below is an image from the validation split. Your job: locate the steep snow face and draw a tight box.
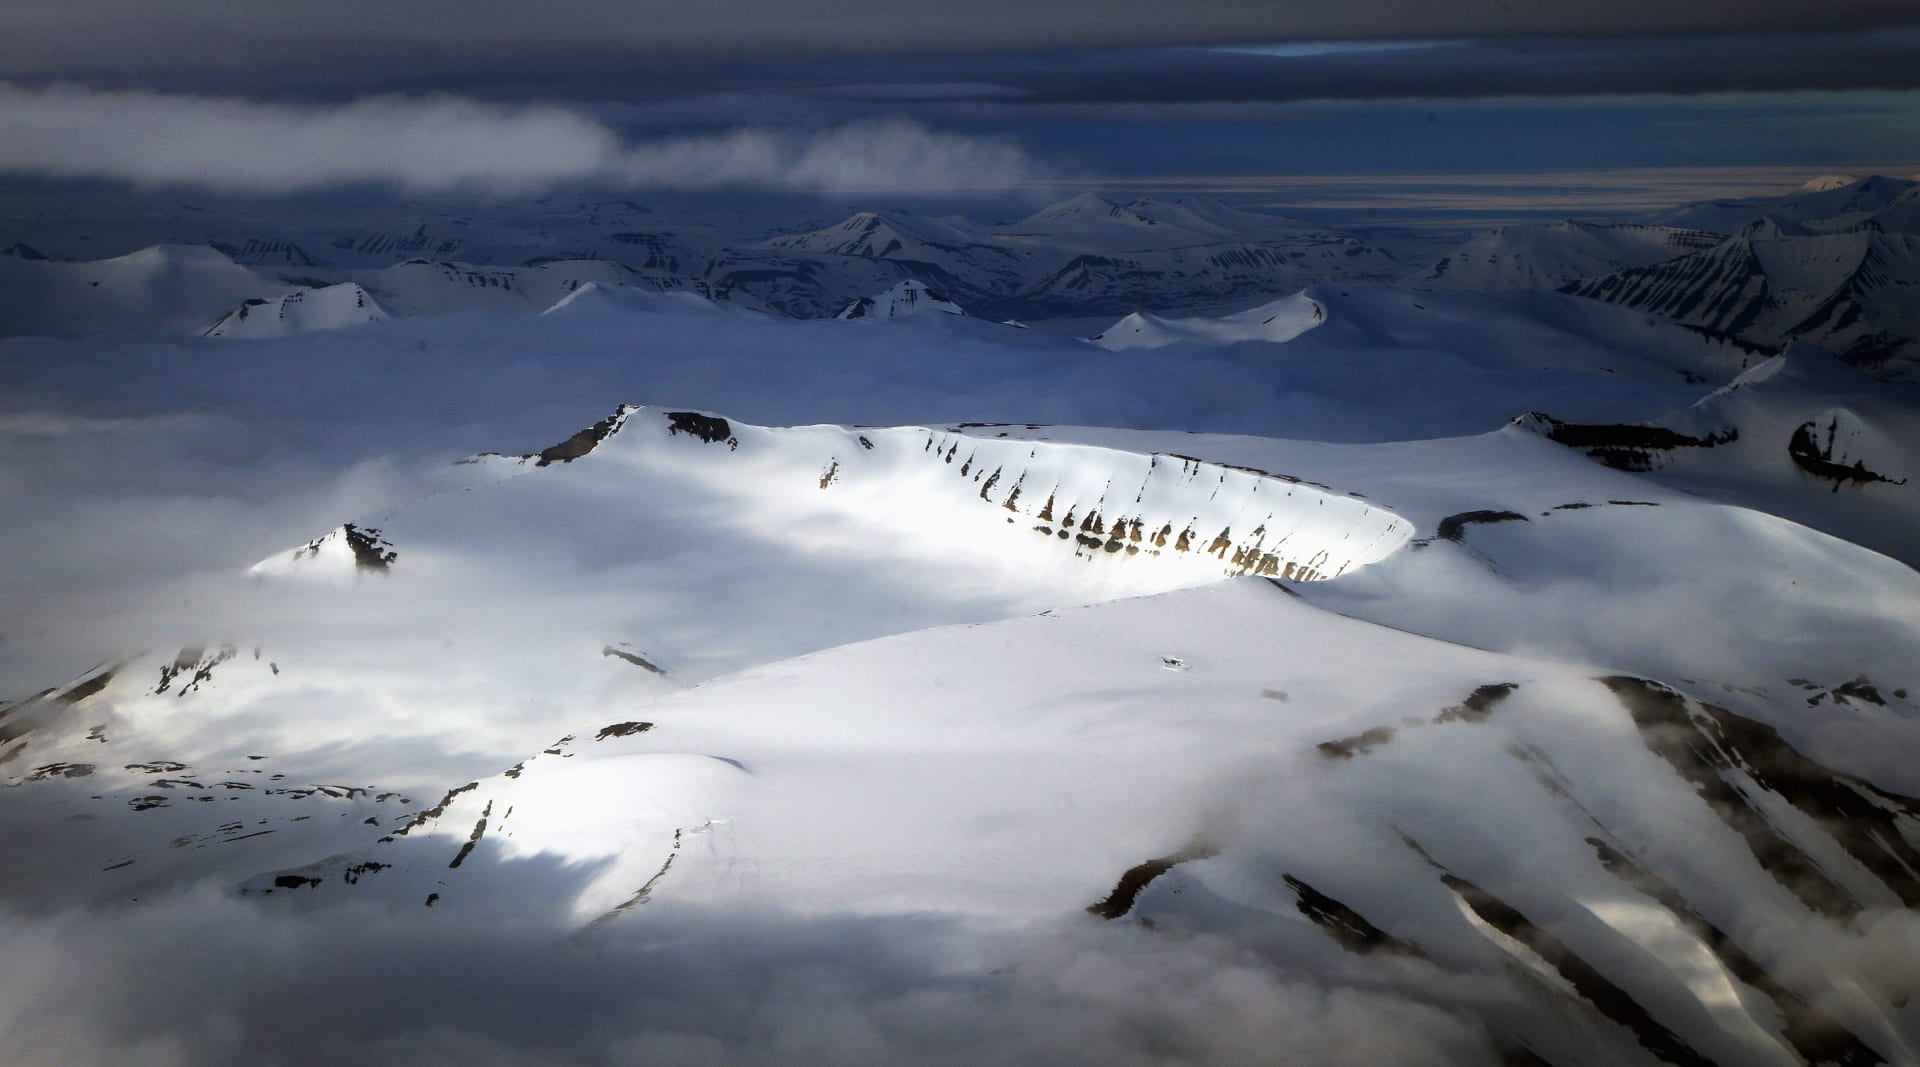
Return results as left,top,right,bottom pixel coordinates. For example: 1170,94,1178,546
1410,221,1723,292
204,283,390,339
834,278,968,320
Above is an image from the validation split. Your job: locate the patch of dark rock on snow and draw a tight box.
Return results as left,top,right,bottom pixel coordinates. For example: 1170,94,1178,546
1432,511,1528,543
341,525,397,572
391,780,479,837
273,875,322,890
1282,874,1425,957
1521,412,1737,472
342,861,389,885
1436,683,1520,724
1788,419,1906,491
25,762,94,781
594,829,684,925
665,411,738,449
601,645,666,675
59,668,115,704
1807,676,1889,708
594,721,654,742
448,801,493,869
534,407,628,467
1317,726,1396,761
1087,839,1219,920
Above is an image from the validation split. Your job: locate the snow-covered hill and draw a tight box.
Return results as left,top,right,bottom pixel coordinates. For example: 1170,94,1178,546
204,283,391,338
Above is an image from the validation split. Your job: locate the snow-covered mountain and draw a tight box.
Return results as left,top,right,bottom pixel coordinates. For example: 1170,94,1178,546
1092,290,1331,348
7,379,1917,1064
0,192,1411,334
204,282,391,338
1410,221,1724,291
1560,218,1920,374
4,175,1919,1065
833,278,969,319
1648,174,1920,235
1397,177,1920,378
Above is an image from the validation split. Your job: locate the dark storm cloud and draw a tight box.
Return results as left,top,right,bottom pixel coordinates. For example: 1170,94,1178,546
890,32,1920,107
0,0,1916,97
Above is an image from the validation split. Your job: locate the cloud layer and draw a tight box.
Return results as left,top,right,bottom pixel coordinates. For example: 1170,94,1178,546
0,85,1047,194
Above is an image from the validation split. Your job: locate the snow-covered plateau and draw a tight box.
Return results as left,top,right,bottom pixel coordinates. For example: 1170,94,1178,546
1,178,1917,1066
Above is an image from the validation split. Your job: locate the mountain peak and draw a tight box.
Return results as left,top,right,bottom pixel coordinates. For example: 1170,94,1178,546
1800,174,1861,193
833,278,967,321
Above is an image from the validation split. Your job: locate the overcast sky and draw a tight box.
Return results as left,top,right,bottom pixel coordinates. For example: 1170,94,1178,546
0,2,1916,197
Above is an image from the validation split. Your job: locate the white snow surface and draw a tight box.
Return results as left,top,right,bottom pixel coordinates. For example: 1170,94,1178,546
1,211,1918,1066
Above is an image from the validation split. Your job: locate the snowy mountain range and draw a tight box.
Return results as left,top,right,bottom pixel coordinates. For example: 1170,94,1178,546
1415,175,1920,377
2,175,1918,1065
5,179,1917,382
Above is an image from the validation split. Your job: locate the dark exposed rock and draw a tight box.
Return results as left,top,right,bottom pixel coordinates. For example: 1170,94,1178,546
393,781,479,837
1436,683,1520,724
534,407,628,466
1788,419,1906,491
601,646,666,675
25,762,94,781
1087,838,1218,920
1283,874,1425,957
341,525,397,572
1433,511,1528,542
1317,726,1396,761
1523,413,1737,471
665,411,738,449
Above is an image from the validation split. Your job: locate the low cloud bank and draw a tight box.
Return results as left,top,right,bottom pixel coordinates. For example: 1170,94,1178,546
0,889,1492,1067
0,84,1048,194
